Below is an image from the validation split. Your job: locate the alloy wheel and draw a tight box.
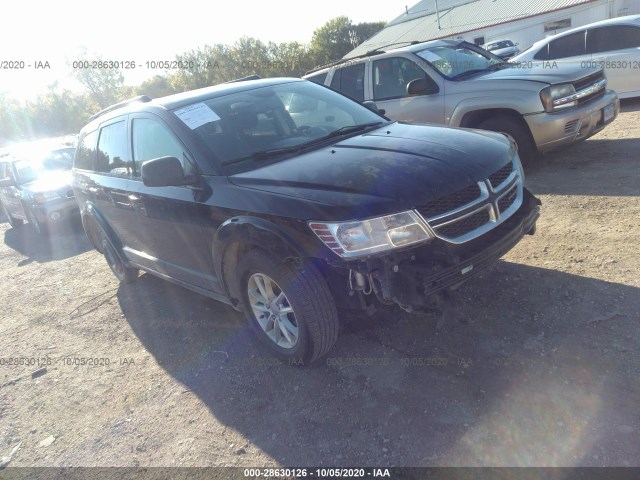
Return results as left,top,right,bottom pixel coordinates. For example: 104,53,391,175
247,273,299,349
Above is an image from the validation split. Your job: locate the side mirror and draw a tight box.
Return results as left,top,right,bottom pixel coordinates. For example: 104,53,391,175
407,78,439,96
362,101,386,116
141,156,196,187
0,178,16,188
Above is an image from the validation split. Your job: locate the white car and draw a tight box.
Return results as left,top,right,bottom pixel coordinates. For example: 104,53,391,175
512,15,640,98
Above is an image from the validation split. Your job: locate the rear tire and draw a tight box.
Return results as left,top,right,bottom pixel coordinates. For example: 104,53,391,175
1,202,24,228
238,249,339,364
100,232,138,284
477,115,538,165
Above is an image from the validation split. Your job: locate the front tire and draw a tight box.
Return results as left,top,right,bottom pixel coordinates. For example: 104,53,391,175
238,249,339,364
100,233,138,284
477,115,538,165
1,202,24,228
26,208,48,236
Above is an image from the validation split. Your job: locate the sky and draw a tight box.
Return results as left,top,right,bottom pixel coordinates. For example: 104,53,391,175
0,0,405,100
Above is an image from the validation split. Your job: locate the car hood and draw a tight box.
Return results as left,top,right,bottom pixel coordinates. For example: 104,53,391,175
22,170,72,193
228,123,512,218
473,62,600,84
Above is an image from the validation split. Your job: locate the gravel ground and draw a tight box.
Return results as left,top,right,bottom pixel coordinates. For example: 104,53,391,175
1,99,639,468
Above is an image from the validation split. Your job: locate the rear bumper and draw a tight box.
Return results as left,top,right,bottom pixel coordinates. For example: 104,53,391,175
526,90,619,152
366,189,541,310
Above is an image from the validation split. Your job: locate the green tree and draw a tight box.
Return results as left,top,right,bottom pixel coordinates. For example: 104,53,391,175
309,16,386,67
137,75,177,98
70,49,125,108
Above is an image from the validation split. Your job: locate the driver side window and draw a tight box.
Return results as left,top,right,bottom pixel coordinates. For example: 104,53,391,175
132,118,192,177
373,57,431,100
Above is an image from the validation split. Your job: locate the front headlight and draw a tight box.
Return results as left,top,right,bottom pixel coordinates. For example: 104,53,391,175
33,191,62,204
309,211,435,258
540,83,576,112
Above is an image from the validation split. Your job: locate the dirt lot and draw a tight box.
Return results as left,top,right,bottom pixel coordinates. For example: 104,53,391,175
1,100,639,469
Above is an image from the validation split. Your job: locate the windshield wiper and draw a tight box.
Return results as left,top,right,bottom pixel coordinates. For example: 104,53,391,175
452,63,507,79
320,122,384,140
452,69,488,79
221,122,384,167
221,144,306,166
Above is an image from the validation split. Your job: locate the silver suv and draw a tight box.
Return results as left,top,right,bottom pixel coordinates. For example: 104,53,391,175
304,40,619,163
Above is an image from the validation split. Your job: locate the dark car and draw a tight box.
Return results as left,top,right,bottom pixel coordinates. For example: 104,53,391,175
72,78,540,363
0,144,78,235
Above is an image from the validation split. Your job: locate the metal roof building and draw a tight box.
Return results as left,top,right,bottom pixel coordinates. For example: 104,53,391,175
345,0,640,58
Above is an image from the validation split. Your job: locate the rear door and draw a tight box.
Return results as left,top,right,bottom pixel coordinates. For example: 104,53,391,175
535,30,590,68
587,25,640,97
93,117,136,246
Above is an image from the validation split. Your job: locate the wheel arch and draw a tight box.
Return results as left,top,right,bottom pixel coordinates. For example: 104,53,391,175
459,108,526,129
212,216,313,309
80,202,126,263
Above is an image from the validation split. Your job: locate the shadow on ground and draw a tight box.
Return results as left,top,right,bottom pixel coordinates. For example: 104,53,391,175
526,137,640,197
116,261,640,466
2,217,91,265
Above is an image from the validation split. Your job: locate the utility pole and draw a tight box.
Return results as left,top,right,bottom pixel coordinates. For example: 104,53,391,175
435,0,441,30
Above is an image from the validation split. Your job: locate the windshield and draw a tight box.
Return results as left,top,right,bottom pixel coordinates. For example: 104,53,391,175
13,147,75,184
176,81,386,170
415,44,504,79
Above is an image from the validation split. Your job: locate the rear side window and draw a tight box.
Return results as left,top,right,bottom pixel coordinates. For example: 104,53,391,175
132,118,191,176
96,121,130,176
74,130,98,171
332,63,365,102
588,25,640,53
546,31,587,59
306,72,327,85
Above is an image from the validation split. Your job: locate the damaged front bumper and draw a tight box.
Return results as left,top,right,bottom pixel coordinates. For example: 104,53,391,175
344,189,541,311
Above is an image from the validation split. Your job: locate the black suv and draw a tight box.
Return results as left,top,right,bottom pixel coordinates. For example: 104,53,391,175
72,78,540,363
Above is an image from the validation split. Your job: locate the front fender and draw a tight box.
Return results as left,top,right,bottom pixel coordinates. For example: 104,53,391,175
448,96,533,126
212,216,312,307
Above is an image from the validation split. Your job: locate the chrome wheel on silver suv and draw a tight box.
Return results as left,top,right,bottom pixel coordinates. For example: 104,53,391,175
247,273,299,349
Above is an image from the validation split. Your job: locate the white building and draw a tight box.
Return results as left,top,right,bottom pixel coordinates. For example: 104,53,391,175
345,0,640,58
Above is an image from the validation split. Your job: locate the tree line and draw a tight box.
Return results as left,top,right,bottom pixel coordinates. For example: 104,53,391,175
0,17,385,147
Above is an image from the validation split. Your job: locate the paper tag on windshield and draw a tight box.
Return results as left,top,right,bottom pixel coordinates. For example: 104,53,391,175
417,50,442,63
174,103,220,129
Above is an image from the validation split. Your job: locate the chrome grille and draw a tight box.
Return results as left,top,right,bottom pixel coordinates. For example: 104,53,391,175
437,208,491,238
497,184,518,214
572,70,607,107
573,71,604,91
416,159,523,244
488,163,513,189
416,184,481,218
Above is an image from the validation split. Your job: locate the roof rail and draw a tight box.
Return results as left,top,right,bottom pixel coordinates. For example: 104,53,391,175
88,95,152,122
225,74,261,83
304,41,422,76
